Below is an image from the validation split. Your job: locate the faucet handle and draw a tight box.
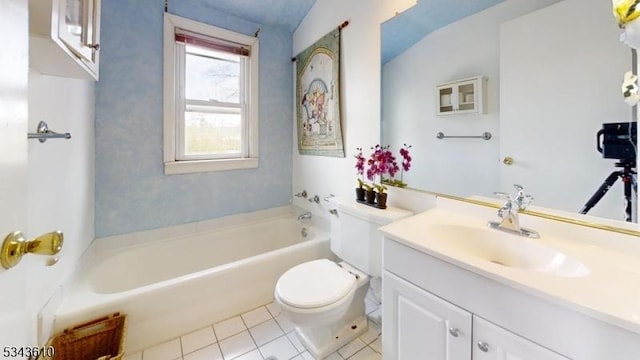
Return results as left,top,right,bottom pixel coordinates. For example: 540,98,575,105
518,194,534,210
511,184,533,210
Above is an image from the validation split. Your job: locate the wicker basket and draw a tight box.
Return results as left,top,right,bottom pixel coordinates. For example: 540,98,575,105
42,313,127,360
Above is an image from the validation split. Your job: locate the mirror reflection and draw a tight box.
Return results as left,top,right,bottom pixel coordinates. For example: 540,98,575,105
381,0,638,223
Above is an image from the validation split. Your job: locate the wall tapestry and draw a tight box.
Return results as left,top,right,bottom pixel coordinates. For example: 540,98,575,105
296,28,344,157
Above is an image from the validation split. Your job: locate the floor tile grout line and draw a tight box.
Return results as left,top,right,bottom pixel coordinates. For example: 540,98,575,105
242,304,277,326
239,312,267,360
211,323,220,346
180,324,220,357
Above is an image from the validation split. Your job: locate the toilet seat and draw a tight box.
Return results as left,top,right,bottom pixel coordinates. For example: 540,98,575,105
275,259,357,309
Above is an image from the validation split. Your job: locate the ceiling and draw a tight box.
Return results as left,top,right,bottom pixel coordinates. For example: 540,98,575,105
198,0,317,33
382,0,505,64
196,0,506,63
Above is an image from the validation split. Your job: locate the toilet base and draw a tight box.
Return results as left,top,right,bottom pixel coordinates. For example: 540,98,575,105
295,316,368,359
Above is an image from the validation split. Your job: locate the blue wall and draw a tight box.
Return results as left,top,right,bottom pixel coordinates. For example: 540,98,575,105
96,0,293,237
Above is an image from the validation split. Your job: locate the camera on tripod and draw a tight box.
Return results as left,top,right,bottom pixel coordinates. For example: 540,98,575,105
596,122,637,163
582,122,637,221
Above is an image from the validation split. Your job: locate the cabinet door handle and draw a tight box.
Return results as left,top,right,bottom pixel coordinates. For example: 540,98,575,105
477,341,489,352
448,327,460,337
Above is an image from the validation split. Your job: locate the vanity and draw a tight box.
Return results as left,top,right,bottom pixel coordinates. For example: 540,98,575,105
380,197,640,360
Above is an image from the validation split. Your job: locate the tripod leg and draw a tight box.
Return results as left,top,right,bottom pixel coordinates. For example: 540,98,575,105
633,175,638,223
624,173,633,222
622,167,637,222
580,171,622,214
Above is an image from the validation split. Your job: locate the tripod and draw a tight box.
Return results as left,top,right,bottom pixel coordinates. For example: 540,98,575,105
580,160,637,222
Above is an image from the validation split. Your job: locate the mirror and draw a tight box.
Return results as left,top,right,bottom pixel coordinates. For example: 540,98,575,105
381,0,638,224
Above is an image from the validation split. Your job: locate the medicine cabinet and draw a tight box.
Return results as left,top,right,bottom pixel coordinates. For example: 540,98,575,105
436,76,486,115
29,0,101,80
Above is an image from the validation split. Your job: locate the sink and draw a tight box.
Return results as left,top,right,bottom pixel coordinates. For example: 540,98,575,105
428,224,590,277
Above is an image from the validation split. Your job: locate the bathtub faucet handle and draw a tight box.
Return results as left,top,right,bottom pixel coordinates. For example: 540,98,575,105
324,194,335,202
308,195,320,204
329,209,338,217
295,190,308,198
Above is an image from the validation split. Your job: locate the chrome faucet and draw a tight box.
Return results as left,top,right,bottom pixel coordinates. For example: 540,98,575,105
488,184,539,238
297,211,312,221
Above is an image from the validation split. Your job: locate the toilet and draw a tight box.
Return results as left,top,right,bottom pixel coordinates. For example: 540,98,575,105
274,198,412,359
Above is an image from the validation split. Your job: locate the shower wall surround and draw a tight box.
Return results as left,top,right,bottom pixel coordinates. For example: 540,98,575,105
96,0,293,237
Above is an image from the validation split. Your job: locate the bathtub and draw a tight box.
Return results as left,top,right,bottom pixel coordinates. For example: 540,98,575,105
54,206,333,353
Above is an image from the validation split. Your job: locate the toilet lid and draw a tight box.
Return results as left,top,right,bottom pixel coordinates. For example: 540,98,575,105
276,259,357,309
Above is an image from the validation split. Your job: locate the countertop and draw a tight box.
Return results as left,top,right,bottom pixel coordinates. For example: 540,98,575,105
379,200,640,335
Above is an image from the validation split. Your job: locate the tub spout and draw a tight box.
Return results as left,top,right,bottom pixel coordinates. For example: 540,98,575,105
297,212,312,221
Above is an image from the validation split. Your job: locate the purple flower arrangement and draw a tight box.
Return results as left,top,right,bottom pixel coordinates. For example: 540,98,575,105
355,144,413,194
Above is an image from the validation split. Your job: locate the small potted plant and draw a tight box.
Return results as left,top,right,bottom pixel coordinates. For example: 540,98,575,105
354,147,373,202
367,145,397,208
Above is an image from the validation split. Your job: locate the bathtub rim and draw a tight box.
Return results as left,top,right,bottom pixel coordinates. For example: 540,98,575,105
68,205,325,283
57,206,329,316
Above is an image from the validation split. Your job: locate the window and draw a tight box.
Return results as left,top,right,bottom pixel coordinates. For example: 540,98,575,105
163,14,259,174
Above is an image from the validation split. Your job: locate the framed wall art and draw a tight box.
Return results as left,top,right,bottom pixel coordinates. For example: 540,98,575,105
295,27,345,157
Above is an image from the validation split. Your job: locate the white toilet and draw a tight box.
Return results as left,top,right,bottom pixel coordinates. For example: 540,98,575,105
274,198,412,358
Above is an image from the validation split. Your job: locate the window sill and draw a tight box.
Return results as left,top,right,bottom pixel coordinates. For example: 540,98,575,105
164,158,259,175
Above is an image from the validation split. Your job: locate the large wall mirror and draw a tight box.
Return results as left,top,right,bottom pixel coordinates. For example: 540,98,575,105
381,0,639,226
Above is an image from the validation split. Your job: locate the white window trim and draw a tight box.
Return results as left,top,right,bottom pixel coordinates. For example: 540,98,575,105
163,13,259,175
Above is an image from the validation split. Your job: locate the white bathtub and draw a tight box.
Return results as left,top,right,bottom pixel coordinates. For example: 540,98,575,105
54,206,333,352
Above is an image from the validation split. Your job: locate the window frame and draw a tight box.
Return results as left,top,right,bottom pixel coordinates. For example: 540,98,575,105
163,13,259,175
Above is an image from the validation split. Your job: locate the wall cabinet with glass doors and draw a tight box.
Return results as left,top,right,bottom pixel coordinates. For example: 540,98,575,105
29,0,101,80
436,76,486,115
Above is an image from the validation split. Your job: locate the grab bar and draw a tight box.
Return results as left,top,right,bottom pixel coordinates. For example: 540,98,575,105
436,131,492,140
28,121,71,143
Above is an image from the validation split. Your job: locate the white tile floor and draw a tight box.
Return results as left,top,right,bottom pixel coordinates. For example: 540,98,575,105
124,293,382,360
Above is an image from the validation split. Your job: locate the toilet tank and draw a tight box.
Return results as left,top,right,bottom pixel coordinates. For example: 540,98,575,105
330,198,413,277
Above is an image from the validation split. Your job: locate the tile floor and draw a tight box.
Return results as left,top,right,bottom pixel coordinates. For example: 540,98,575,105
124,292,382,360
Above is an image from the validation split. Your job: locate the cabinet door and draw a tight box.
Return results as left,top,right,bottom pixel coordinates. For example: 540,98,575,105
383,271,472,360
58,0,100,67
454,79,478,113
473,317,570,360
437,83,457,115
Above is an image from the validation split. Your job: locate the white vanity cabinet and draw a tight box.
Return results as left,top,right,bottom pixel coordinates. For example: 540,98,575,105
383,270,567,360
381,236,640,360
383,271,471,360
29,0,101,80
436,76,486,115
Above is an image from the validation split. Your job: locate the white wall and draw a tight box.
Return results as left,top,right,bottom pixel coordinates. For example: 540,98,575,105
27,72,95,343
292,0,386,215
500,0,630,220
382,0,560,199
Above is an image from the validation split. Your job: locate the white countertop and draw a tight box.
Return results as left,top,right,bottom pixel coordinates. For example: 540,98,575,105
379,201,640,335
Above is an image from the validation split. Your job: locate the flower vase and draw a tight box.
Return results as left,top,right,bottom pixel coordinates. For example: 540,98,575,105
375,192,388,209
365,190,376,205
355,187,365,201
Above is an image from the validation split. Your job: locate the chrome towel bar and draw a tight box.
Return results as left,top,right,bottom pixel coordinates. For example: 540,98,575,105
28,121,71,143
436,131,492,140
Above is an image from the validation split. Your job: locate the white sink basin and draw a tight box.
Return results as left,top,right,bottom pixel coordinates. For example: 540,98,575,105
428,224,590,277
